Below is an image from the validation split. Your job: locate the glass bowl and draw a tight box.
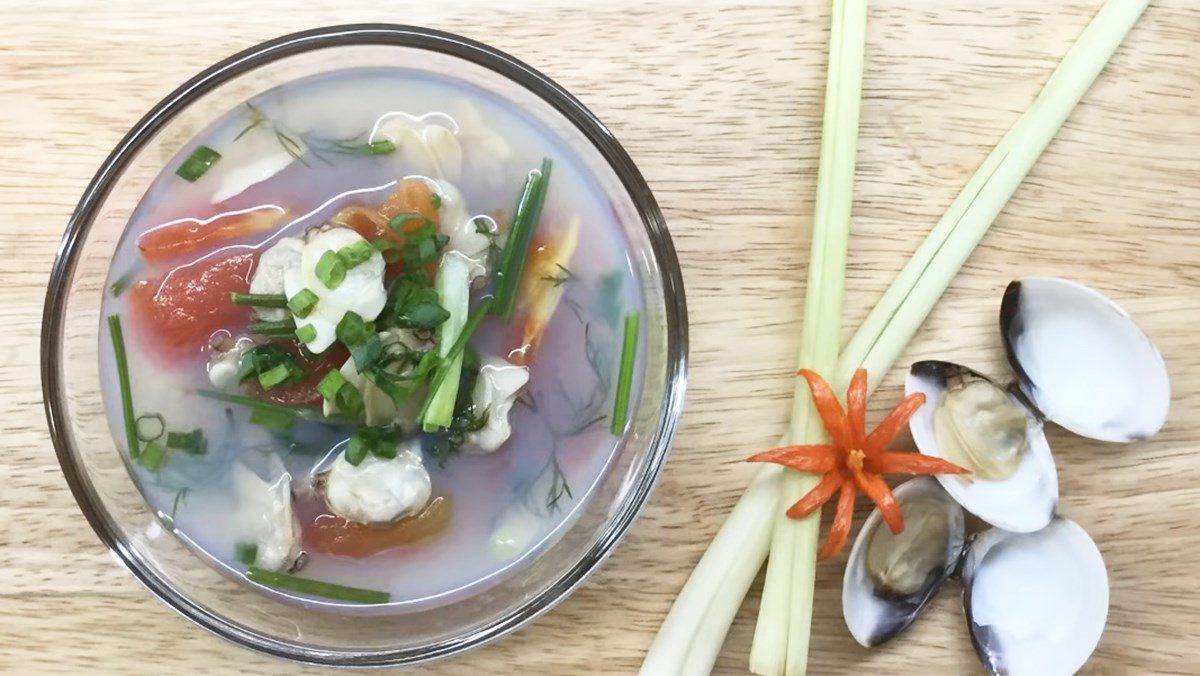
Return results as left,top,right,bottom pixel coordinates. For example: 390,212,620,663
41,24,687,667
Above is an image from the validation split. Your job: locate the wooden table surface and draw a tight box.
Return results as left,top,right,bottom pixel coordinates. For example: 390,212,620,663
3,0,1197,673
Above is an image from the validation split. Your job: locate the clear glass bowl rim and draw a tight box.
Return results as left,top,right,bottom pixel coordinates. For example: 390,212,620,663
40,23,688,667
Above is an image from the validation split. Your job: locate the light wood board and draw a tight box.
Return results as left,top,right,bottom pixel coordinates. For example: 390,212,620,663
1,0,1197,673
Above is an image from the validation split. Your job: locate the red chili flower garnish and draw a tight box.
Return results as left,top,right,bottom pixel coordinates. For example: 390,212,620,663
748,368,967,560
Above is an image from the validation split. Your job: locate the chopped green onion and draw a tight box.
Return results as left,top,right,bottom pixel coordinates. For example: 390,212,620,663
109,271,136,297
388,213,426,233
245,566,390,604
195,390,302,430
335,311,372,347
295,324,317,343
373,239,402,265
431,193,443,209
335,381,364,417
367,139,395,155
258,363,296,389
389,279,450,330
317,370,347,403
315,250,347,289
138,441,168,472
611,313,640,435
235,542,258,566
338,240,375,268
491,158,553,321
166,429,207,455
286,289,319,318
420,297,494,429
249,407,296,430
371,439,398,460
107,315,140,460
248,319,297,337
345,433,371,466
176,145,221,182
230,292,289,308
350,332,383,372
135,413,166,443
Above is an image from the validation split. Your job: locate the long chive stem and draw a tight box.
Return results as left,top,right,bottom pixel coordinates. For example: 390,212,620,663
611,313,640,435
245,567,390,604
419,297,494,427
230,292,289,308
248,319,297,337
492,159,552,321
107,315,141,460
195,389,310,418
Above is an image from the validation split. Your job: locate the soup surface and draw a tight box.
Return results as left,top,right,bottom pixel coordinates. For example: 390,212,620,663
99,67,644,610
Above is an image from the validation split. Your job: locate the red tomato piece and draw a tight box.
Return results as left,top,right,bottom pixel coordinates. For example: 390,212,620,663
126,251,255,363
242,342,349,408
137,205,285,263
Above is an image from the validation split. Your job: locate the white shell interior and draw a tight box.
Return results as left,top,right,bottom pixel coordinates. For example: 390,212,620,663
1001,277,1170,442
842,478,965,647
907,362,1057,533
962,518,1109,675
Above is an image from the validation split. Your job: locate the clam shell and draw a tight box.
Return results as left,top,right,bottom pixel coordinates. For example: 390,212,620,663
907,361,1057,532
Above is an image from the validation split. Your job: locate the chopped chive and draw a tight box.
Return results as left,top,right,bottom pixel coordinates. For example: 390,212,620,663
611,312,640,435
235,542,258,566
388,213,426,233
373,239,402,265
335,381,364,417
139,441,168,472
107,315,140,460
431,193,443,209
230,292,289,308
337,240,375,268
367,139,396,155
418,298,494,425
371,439,398,460
245,566,390,604
345,433,370,466
166,429,207,455
134,413,166,443
335,311,372,347
248,319,296,337
258,363,295,389
295,323,317,343
317,370,348,403
492,159,553,321
194,390,313,424
287,288,319,318
249,407,296,430
176,145,221,182
109,271,136,297
315,250,346,289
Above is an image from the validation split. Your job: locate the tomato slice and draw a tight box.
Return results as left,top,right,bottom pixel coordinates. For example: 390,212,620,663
242,342,349,408
332,179,441,264
301,496,451,558
127,251,255,363
137,204,285,263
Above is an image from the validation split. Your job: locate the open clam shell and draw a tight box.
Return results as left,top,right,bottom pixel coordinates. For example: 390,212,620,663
962,517,1109,675
1000,277,1170,442
907,361,1057,532
842,478,965,647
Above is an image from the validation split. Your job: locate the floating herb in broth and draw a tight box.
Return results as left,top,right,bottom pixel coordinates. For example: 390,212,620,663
98,67,645,609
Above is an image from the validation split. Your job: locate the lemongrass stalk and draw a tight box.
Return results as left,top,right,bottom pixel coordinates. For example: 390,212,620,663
639,2,1148,673
749,1,868,674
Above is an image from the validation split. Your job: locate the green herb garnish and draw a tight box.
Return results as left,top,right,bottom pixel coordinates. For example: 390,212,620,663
237,344,306,387
248,319,297,338
107,315,140,460
245,567,390,604
350,332,383,372
235,542,258,566
491,158,552,320
176,145,221,182
166,429,207,455
335,311,373,347
431,193,443,209
286,289,319,318
249,407,296,430
317,370,348,402
295,324,317,343
389,279,450,330
338,239,375,268
336,381,364,417
315,250,347,289
258,362,298,389
134,413,166,443
138,441,168,472
388,213,426,233
419,297,494,427
611,312,640,435
345,426,400,466
230,292,289,308
195,390,302,430
109,271,136,298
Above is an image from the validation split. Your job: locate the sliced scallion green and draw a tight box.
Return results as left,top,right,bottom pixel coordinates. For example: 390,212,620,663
345,433,371,466
248,319,296,337
166,429,207,455
230,292,289,308
611,313,640,435
235,542,258,566
317,370,348,403
431,193,443,209
335,311,372,347
388,213,426,233
195,390,304,428
315,250,347,289
107,315,140,460
335,381,364,417
245,566,390,604
492,158,553,321
295,323,317,343
338,240,375,268
367,139,395,155
139,441,168,472
176,145,221,182
258,363,295,389
249,407,296,430
135,413,166,443
109,271,136,298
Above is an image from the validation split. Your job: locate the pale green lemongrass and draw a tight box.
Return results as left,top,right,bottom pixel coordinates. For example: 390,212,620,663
639,1,1149,673
751,1,868,674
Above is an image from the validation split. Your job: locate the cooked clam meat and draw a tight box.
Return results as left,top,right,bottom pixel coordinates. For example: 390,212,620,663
866,495,954,597
933,377,1029,481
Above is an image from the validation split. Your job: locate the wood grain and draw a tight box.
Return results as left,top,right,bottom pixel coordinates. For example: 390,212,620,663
3,0,1198,673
